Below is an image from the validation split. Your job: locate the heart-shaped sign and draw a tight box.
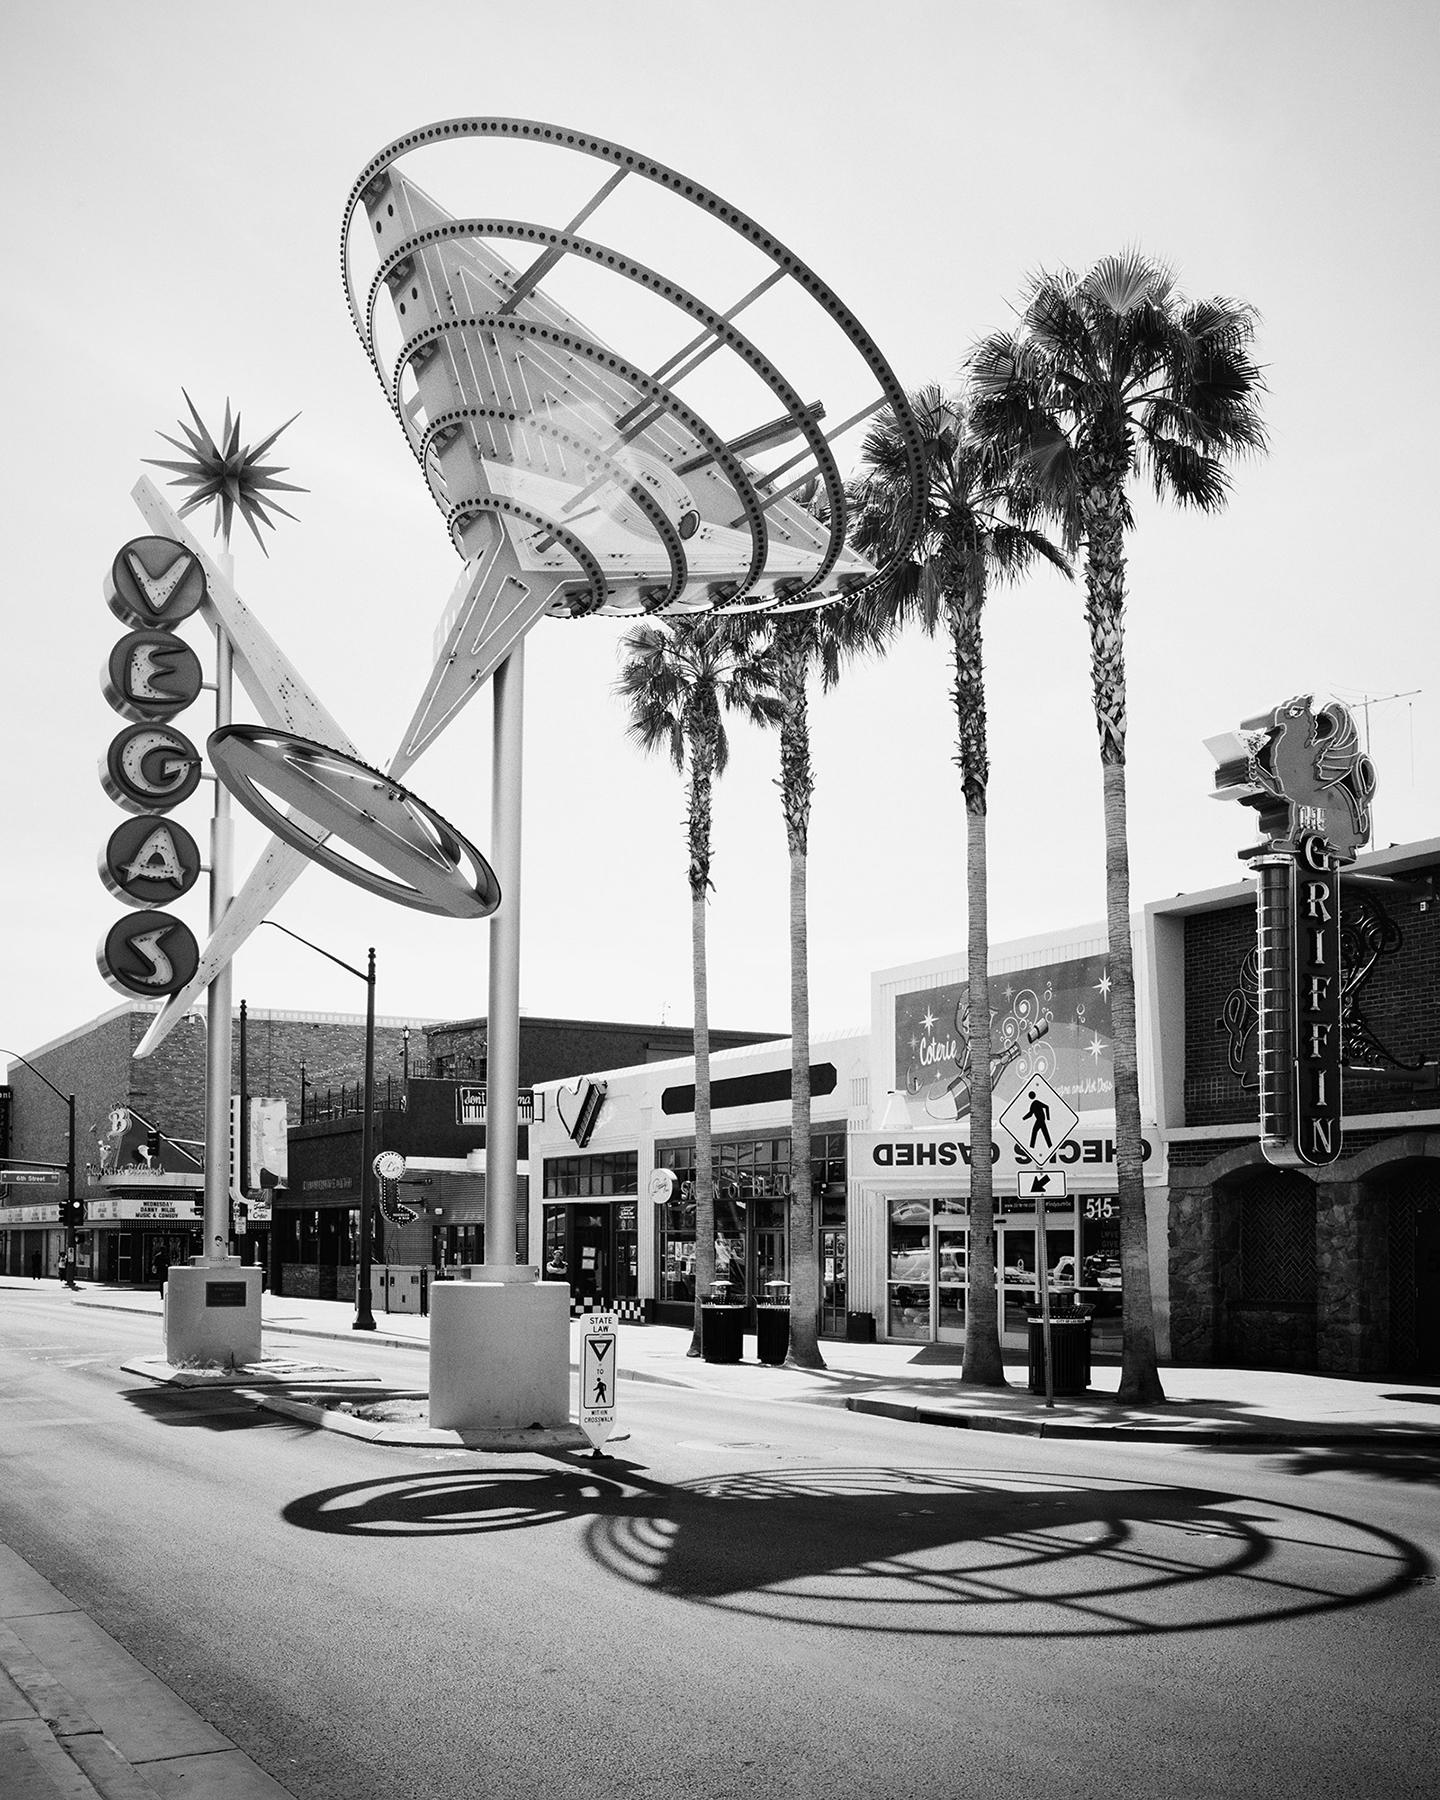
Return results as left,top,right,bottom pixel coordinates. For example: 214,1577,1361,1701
556,1078,606,1147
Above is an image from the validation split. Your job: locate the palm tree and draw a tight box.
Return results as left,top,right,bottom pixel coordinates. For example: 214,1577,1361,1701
615,616,783,1355
735,601,896,1370
969,251,1267,1404
848,385,1069,1386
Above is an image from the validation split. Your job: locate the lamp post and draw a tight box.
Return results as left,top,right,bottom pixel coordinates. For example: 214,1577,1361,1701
1,1048,76,1280
261,921,377,1331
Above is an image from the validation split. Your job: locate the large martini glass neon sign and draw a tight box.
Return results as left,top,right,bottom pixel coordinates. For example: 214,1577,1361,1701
131,120,921,1284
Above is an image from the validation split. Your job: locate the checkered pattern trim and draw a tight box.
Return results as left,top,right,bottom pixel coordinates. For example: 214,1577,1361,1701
570,1295,650,1323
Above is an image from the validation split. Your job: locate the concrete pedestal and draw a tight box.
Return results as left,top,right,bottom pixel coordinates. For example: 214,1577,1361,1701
163,1258,262,1368
429,1269,570,1431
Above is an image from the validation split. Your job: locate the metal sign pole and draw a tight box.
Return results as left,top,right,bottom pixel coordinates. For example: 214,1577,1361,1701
203,590,235,1265
485,639,524,1267
1035,1208,1054,1409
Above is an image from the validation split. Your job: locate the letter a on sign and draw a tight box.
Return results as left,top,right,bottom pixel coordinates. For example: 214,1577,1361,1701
580,1312,618,1450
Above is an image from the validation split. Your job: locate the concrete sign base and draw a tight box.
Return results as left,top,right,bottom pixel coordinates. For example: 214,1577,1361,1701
429,1273,570,1431
163,1258,262,1368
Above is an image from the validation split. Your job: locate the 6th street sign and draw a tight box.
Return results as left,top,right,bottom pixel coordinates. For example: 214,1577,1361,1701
579,1313,618,1450
998,1074,1079,1166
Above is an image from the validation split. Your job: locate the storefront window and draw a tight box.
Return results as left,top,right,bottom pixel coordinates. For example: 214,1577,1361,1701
888,1197,932,1340
656,1131,846,1309
544,1152,638,1199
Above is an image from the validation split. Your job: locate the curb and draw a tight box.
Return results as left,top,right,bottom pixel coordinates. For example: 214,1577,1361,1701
248,1390,594,1452
0,1613,160,1800
846,1393,1440,1444
120,1356,594,1453
81,1293,1440,1447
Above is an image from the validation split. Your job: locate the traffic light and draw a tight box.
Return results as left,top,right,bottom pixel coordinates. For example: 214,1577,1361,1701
60,1198,85,1228
146,1129,162,1161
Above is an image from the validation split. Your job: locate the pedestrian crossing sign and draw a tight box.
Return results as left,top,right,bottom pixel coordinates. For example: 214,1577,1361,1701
580,1312,618,1449
997,1074,1078,1166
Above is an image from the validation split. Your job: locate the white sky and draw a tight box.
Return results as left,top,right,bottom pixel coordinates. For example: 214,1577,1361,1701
3,0,1437,1062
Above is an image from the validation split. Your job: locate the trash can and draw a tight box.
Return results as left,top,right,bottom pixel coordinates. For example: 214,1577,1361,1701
700,1281,745,1364
845,1310,877,1344
1026,1307,1093,1396
755,1280,791,1366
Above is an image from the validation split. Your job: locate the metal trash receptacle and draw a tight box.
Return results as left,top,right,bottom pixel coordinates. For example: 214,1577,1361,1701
701,1281,744,1363
755,1280,791,1366
845,1310,877,1344
1027,1309,1093,1396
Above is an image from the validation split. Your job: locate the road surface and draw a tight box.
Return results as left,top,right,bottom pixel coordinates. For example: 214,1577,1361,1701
2,1286,1434,1799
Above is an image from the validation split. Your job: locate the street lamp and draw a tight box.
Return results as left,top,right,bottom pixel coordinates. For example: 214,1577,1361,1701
1,1047,76,1281
260,921,377,1331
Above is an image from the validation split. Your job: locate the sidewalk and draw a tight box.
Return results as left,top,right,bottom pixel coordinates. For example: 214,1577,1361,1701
0,1542,292,1800
49,1279,1440,1446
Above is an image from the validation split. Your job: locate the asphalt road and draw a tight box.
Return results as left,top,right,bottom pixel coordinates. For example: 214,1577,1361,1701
2,1287,1435,1800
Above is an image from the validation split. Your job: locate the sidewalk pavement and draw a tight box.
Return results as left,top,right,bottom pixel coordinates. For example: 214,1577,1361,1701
0,1541,293,1800
42,1277,1440,1447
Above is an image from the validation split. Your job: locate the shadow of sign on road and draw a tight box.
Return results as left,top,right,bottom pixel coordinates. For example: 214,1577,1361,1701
280,1463,1428,1638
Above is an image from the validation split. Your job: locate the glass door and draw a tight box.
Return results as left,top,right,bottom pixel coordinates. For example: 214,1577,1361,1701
998,1219,1037,1345
819,1228,846,1336
887,1198,932,1341
935,1200,967,1342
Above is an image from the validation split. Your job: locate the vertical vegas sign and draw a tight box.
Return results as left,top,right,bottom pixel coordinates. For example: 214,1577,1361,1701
1208,695,1374,1169
96,538,208,999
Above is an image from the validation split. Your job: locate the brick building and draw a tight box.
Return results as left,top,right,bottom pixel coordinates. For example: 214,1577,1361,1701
3,1005,778,1292
1148,836,1440,1375
0,1003,421,1283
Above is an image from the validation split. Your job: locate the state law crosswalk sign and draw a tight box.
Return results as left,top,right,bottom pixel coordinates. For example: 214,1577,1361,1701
998,1073,1079,1166
580,1312,618,1449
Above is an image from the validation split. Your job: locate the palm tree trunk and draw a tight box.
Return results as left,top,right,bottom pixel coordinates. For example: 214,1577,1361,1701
1083,475,1164,1404
1100,758,1164,1402
687,734,717,1357
778,629,824,1368
961,795,1004,1383
787,842,823,1367
950,589,1005,1386
690,883,715,1355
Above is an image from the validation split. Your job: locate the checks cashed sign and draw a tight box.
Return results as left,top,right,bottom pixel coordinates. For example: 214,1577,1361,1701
854,1127,1159,1192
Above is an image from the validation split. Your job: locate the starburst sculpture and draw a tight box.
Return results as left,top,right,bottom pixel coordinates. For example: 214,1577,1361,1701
146,391,305,554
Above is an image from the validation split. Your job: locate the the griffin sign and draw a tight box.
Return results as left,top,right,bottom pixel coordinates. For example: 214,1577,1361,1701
1209,695,1372,1167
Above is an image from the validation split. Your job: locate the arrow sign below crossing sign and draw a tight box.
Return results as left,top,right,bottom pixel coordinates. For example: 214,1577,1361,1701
998,1073,1079,1166
579,1313,618,1450
1017,1168,1067,1198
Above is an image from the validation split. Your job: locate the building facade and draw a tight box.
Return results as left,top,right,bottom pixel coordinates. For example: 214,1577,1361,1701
1149,836,1440,1376
527,1032,858,1330
0,1003,419,1284
848,926,1168,1358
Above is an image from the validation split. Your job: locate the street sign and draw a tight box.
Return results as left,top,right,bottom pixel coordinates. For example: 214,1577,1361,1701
998,1073,1078,1166
1016,1168,1067,1198
579,1312,618,1451
0,1169,60,1184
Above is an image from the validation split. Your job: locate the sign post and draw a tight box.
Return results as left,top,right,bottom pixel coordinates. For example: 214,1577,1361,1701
579,1311,618,1454
998,1075,1079,1408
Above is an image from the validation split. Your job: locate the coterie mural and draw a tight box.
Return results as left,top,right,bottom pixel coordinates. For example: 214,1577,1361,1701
894,954,1115,1125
